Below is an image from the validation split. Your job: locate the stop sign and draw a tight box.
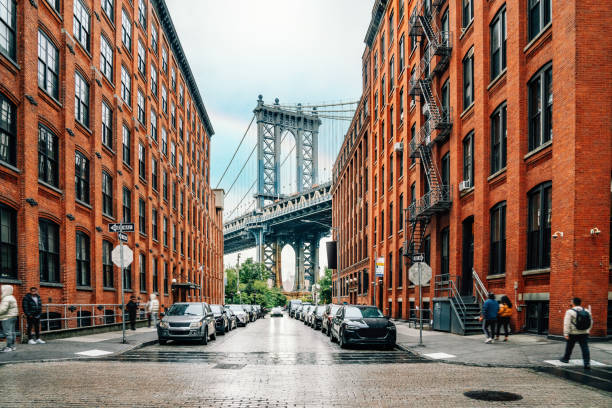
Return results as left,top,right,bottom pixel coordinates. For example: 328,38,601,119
111,245,133,268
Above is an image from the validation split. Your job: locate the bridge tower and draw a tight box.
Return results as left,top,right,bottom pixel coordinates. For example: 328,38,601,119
252,96,322,290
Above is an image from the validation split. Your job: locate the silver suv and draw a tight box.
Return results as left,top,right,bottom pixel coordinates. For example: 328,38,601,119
157,302,217,345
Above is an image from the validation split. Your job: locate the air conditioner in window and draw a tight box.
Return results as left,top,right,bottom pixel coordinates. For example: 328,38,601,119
394,142,404,152
459,180,472,192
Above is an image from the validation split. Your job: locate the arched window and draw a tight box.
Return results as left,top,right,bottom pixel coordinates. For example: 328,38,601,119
0,203,17,279
39,219,60,283
103,240,113,288
76,231,90,287
490,202,507,275
0,94,16,166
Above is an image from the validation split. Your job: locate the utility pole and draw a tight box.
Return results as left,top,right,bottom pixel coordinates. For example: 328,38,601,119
236,253,242,304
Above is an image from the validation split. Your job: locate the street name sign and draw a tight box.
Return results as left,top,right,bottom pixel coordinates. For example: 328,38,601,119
118,232,128,242
375,257,385,277
409,262,432,286
111,245,133,268
108,223,135,233
412,254,425,263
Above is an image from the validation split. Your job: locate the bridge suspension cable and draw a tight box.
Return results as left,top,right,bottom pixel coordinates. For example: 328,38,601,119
214,115,255,189
225,143,256,197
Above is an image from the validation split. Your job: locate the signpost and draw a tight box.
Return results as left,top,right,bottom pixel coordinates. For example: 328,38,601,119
374,257,384,309
109,223,134,344
408,256,432,347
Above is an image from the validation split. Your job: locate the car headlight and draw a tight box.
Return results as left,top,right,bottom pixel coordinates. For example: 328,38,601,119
190,321,203,329
159,321,169,329
346,324,360,330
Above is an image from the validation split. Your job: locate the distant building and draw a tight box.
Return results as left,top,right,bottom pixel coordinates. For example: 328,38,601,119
0,0,224,325
332,0,612,337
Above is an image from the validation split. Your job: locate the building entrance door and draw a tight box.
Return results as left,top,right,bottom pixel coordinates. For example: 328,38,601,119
461,217,474,296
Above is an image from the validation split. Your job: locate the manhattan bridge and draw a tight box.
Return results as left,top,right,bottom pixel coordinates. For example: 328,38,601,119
219,95,356,293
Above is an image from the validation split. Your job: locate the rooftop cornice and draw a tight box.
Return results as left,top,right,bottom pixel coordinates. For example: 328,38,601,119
364,0,389,47
152,0,215,137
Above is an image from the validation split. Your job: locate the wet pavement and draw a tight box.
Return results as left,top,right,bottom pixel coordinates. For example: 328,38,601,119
0,313,610,407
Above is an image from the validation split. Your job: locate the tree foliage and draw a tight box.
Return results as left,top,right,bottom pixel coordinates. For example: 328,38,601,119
224,259,287,308
319,268,333,304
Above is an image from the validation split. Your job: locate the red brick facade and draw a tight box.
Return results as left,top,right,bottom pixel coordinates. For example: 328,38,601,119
333,0,612,337
0,0,224,316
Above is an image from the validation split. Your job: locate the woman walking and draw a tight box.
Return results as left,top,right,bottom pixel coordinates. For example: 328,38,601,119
496,295,513,342
0,285,19,352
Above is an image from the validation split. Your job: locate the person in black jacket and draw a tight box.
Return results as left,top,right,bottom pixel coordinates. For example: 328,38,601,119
22,287,45,344
126,296,138,331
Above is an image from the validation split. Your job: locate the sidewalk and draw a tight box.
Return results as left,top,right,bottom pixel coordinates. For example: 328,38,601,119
393,320,612,368
0,327,158,366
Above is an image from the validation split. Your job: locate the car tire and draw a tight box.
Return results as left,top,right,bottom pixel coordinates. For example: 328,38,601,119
338,330,346,349
210,328,217,341
219,323,226,335
200,328,208,345
330,330,336,343
321,326,326,334
158,338,167,345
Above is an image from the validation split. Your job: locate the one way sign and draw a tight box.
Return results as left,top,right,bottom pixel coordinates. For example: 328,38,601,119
108,223,135,233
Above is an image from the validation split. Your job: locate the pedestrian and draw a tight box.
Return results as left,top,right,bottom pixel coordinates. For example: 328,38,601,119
560,297,592,369
495,295,513,342
126,296,138,331
147,293,159,328
0,285,19,352
137,296,144,320
481,292,499,344
22,286,45,344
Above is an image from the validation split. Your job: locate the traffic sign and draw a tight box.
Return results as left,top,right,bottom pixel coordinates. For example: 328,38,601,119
375,257,385,277
108,223,135,233
111,245,133,268
118,232,128,242
409,262,432,286
412,253,425,263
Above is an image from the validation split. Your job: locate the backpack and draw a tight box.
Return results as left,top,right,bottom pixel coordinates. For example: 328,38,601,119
573,308,591,331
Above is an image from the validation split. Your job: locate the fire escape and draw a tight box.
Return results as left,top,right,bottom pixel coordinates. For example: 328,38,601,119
405,0,453,258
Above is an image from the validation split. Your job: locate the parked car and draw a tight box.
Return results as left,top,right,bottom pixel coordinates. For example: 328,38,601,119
294,305,304,320
253,305,263,318
330,305,396,349
288,300,302,318
243,304,257,322
270,307,283,317
210,304,229,334
303,305,315,324
226,304,249,327
311,305,326,330
322,304,341,336
225,308,238,330
157,302,217,345
299,304,312,321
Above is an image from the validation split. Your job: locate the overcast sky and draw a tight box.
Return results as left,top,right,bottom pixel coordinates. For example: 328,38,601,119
166,0,373,289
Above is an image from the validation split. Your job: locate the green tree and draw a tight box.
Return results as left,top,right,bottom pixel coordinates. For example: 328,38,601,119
319,268,333,304
224,259,287,308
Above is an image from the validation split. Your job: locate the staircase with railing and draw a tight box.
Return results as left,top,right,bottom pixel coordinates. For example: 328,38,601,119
433,273,484,335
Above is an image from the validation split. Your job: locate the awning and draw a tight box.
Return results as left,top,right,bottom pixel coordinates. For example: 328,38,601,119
171,282,200,290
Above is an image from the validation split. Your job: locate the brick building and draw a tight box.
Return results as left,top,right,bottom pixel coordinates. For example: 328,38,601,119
0,0,224,327
332,0,611,337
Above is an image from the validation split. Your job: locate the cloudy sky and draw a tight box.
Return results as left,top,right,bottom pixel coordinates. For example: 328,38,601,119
166,0,373,289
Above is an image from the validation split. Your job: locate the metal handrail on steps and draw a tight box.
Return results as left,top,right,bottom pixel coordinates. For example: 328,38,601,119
472,269,487,307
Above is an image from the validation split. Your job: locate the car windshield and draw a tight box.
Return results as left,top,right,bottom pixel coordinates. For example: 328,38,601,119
229,305,244,312
344,306,383,319
167,303,204,316
210,305,223,314
330,305,341,314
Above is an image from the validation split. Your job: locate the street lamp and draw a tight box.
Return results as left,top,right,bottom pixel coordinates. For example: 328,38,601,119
301,219,339,303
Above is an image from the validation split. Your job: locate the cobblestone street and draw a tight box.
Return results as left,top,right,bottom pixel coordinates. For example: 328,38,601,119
1,315,610,407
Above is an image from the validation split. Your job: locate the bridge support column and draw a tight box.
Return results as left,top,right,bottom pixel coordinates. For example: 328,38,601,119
294,239,305,292
263,238,281,289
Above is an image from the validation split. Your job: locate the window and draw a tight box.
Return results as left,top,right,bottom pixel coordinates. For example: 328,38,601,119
38,31,59,99
38,125,59,187
73,0,90,51
490,7,507,79
0,94,16,165
152,207,158,241
122,187,131,223
398,194,404,231
121,9,132,51
463,49,474,109
139,253,146,292
138,143,146,179
171,103,176,127
490,103,507,174
161,127,167,155
163,216,168,246
441,79,450,116
137,40,146,76
170,141,176,166
101,0,114,21
161,47,168,72
399,88,404,124
123,263,132,290
462,0,473,28
137,90,145,125
39,219,60,283
528,64,553,151
179,84,184,106
100,35,113,81
138,0,147,28
178,152,183,178
389,155,393,187
527,182,552,269
388,11,394,41
373,52,378,79
0,204,16,279
151,24,158,53
441,152,450,186
75,72,89,126
162,171,168,200
161,85,167,112
528,0,551,41
152,257,158,293
75,151,90,204
462,132,473,185
389,57,395,92
150,65,158,95
179,118,184,140
122,125,131,165
151,157,158,190
387,252,392,288
103,240,113,288
490,202,506,275
380,34,385,62
139,198,146,234
441,227,449,277
163,262,168,293
389,202,393,236
121,65,131,105
399,34,405,72
398,248,403,288
172,223,177,251
171,67,176,90
76,232,90,287
102,171,113,216
381,75,386,103
381,210,385,240
172,182,177,209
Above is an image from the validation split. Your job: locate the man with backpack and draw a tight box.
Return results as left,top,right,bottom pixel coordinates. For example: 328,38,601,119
560,297,592,369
